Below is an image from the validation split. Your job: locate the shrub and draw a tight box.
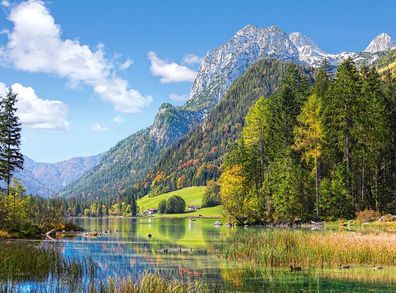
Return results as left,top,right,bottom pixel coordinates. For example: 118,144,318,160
202,180,221,208
356,209,381,223
158,199,166,214
377,214,396,222
158,196,186,214
165,195,185,214
0,230,10,239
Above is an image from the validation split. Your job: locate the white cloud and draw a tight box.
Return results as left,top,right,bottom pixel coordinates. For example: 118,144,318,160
148,51,197,83
1,0,10,7
113,115,124,124
168,93,189,102
0,0,151,113
92,122,107,132
0,82,70,130
119,58,133,70
183,53,202,64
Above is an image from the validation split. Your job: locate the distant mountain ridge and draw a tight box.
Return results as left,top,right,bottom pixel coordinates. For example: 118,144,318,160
14,155,102,197
59,25,395,200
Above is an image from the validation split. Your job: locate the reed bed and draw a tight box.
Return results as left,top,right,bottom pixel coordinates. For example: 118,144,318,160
216,229,396,268
93,273,221,293
0,241,88,282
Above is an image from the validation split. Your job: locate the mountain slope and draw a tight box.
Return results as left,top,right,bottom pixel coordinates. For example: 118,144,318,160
61,25,395,200
375,48,396,74
14,155,102,197
58,105,203,199
135,59,313,195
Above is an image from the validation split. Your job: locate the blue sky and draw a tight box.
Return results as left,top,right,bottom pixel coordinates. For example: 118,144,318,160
0,0,395,163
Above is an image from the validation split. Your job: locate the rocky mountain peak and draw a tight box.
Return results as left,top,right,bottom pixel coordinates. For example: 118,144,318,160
364,32,395,53
188,24,298,111
235,24,258,36
289,32,322,52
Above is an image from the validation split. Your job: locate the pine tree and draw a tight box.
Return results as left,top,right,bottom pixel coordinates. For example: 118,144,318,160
324,59,360,202
314,60,330,99
0,88,24,196
269,64,310,158
382,71,396,212
130,195,137,216
356,66,388,209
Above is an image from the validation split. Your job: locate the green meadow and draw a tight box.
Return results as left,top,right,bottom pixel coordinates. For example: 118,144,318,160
137,187,224,218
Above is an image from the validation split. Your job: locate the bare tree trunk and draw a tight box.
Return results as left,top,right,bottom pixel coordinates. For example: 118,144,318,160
260,141,265,185
315,157,319,220
361,164,365,201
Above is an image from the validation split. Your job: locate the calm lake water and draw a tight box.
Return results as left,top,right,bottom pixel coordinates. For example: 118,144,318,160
4,217,396,292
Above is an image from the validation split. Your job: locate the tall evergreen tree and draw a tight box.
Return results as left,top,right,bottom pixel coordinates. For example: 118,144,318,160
357,66,388,209
324,59,360,204
0,88,24,196
314,60,330,99
382,71,396,212
269,64,310,158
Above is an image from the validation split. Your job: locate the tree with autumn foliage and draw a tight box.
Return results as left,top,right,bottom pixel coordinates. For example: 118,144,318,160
243,97,271,184
294,93,324,219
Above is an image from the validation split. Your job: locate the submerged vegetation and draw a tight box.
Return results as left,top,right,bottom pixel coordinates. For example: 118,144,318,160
0,241,220,293
0,241,88,287
216,229,396,268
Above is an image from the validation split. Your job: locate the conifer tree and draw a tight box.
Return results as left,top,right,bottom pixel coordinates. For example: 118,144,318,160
324,59,360,202
357,66,388,209
0,88,24,196
269,65,310,157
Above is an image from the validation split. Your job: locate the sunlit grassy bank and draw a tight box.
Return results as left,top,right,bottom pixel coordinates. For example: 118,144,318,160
137,186,224,218
216,229,396,268
138,187,205,211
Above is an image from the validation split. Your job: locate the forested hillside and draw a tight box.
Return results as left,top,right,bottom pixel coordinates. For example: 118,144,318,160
219,59,396,224
135,59,313,195
376,48,396,74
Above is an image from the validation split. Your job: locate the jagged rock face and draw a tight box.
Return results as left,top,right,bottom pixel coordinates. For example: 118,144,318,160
187,25,299,111
365,33,395,53
149,103,203,148
289,32,339,67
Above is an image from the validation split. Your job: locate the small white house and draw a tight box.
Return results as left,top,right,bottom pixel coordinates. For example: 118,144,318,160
188,205,201,211
147,208,158,215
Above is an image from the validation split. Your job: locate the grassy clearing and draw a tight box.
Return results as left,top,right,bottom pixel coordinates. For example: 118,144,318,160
216,229,396,268
138,187,206,211
138,187,224,218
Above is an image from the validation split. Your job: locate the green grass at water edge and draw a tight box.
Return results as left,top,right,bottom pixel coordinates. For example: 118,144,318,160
216,229,396,268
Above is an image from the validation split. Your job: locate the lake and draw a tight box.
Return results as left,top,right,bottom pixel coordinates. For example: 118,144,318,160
2,217,396,292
